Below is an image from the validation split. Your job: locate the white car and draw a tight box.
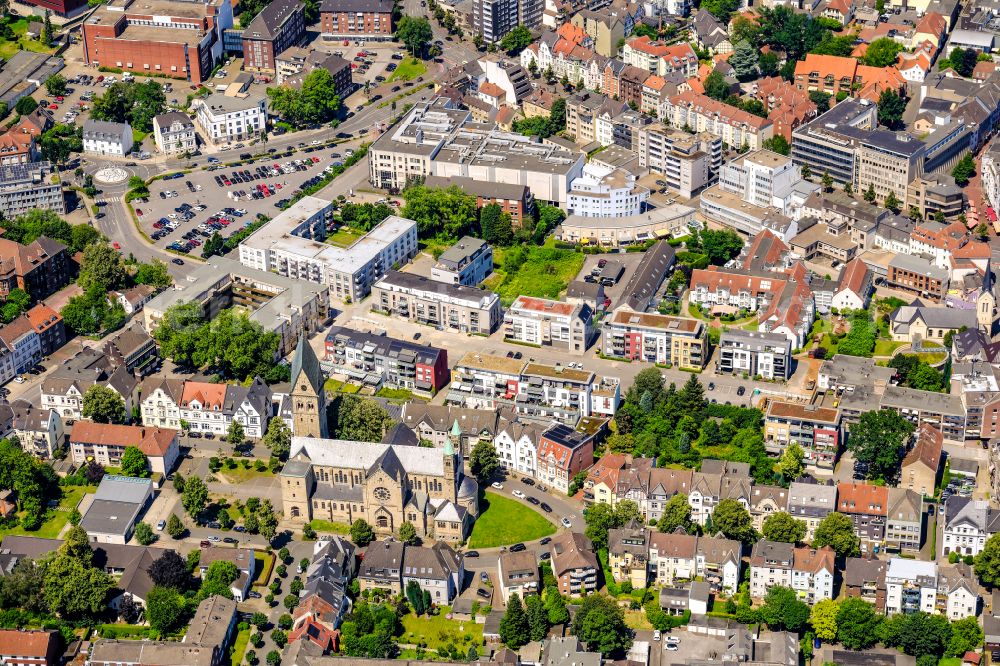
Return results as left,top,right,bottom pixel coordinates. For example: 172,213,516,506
209,535,221,542
653,631,660,641
665,644,678,651
512,489,525,499
491,482,503,490
561,517,572,528
156,520,166,531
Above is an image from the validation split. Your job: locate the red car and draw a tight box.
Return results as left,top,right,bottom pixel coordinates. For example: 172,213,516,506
220,219,231,226
112,242,121,250
135,208,143,216
97,75,105,82
55,96,64,102
312,157,320,163
48,104,57,110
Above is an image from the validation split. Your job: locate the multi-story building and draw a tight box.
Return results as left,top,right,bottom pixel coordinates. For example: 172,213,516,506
887,254,950,302
401,542,464,604
900,423,943,497
608,522,649,588
238,200,418,302
152,112,197,156
0,629,60,666
423,176,533,229
748,541,836,603
323,326,449,397
941,497,1000,558
788,481,837,540
138,376,185,430
837,482,888,548
881,384,967,444
886,487,923,553
636,124,720,198
102,322,157,375
622,37,698,77
602,309,706,370
0,162,64,219
844,556,888,611
689,460,752,526
242,0,305,73
400,404,499,455
9,399,64,459
470,0,540,43
40,348,138,421
886,558,937,615
282,434,479,542
550,531,599,597
764,401,841,471
565,91,629,145
0,316,41,379
536,423,595,493
661,90,773,151
82,0,234,82
647,532,742,593
277,50,353,100
566,163,649,218
717,330,792,380
504,296,595,355
0,235,72,302
493,416,544,478
368,98,584,204
192,94,267,145
319,0,394,41
176,378,272,438
497,551,539,603
69,421,180,475
373,271,503,335
431,237,493,287
82,120,133,157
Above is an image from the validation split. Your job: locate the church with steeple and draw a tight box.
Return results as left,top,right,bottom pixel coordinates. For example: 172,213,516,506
279,417,480,541
978,259,998,335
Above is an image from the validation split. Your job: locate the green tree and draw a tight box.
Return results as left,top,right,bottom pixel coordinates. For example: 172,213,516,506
863,38,904,67
350,519,375,547
657,493,694,533
821,171,833,192
952,152,976,186
864,183,877,203
573,594,632,657
44,552,115,618
712,498,756,543
91,80,166,132
836,598,882,649
45,74,67,97
847,408,914,483
761,512,806,543
884,190,901,213
762,135,790,156
14,96,37,116
759,586,810,632
200,561,239,599
132,521,155,545
82,385,126,424
166,513,184,539
120,446,149,477
879,612,952,658
776,443,805,481
182,476,209,519
227,420,245,449
948,616,983,656
700,229,744,265
704,71,730,101
499,593,531,648
333,396,394,442
499,25,533,54
876,89,905,130
811,512,860,557
546,588,570,625
729,40,760,80
401,185,479,241
398,521,418,545
479,203,514,246
975,532,1000,587
525,594,549,641
397,16,433,57
79,242,127,292
262,418,292,460
134,261,172,288
810,599,839,641
469,440,500,480
148,549,191,590
406,579,426,615
146,585,187,632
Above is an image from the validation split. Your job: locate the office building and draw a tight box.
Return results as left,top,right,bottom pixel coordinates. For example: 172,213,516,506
238,198,418,302
504,296,595,355
602,309,706,370
567,162,649,218
369,98,584,204
887,253,950,301
717,330,792,380
192,93,267,145
636,124,720,198
82,0,234,82
323,326,450,396
242,0,306,73
320,0,394,40
431,237,493,286
372,270,502,335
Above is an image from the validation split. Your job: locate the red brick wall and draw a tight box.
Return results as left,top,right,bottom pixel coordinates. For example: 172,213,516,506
320,10,393,35
83,34,208,81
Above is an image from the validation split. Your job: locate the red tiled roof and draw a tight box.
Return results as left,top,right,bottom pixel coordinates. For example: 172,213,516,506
793,545,835,574
70,421,179,457
181,381,226,410
836,482,889,516
513,296,575,316
478,82,504,98
0,629,56,659
667,90,772,131
836,257,870,297
915,11,946,39
25,303,61,333
902,423,942,473
795,54,858,82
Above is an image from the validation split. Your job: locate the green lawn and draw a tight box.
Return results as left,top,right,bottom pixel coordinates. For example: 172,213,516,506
938,659,961,666
0,484,96,540
873,339,907,356
228,627,251,666
490,241,585,307
388,58,428,82
252,551,275,587
218,465,274,483
327,227,364,248
624,609,654,630
376,387,417,402
309,519,351,535
467,491,556,549
400,606,483,651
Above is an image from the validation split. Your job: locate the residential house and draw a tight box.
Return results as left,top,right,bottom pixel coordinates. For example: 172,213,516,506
844,556,888,612
886,558,937,615
549,531,599,597
69,421,180,475
837,482,889,548
400,403,499,455
358,539,405,594
748,485,789,533
0,629,60,666
900,423,943,497
536,423,595,494
608,520,648,588
138,376,185,430
497,550,539,603
102,322,158,375
942,497,1000,557
787,481,837,540
493,416,544,480
401,542,464,604
9,399,63,459
689,460,752,525
199,548,257,602
938,564,980,620
886,488,923,553
764,401,842,471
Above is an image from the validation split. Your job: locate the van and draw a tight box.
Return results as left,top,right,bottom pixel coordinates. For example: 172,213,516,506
200,540,211,548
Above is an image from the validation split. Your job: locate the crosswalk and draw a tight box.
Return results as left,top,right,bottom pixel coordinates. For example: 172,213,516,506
95,196,123,205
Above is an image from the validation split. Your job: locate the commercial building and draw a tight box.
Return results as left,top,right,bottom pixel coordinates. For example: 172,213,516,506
242,0,305,73
319,0,394,41
323,326,450,397
0,52,65,110
504,296,595,355
192,93,267,145
369,98,584,204
887,253,950,301
238,198,418,302
717,330,792,380
69,421,180,475
566,162,649,218
764,401,841,471
143,256,330,357
602,309,706,370
636,124,721,198
82,120,133,157
79,475,154,545
372,271,503,335
152,112,197,155
82,0,234,83
431,237,493,286
555,202,697,248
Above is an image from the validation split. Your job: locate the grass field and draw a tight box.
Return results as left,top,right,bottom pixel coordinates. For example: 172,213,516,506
0,484,96,540
489,242,585,306
252,551,275,587
310,519,351,534
218,465,274,483
468,491,555,549
873,340,907,356
400,607,483,651
623,609,654,630
388,58,428,82
228,627,251,666
376,387,417,402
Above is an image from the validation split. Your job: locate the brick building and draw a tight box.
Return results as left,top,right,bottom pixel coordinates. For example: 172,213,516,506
319,0,394,41
423,175,533,229
0,236,73,302
242,0,306,74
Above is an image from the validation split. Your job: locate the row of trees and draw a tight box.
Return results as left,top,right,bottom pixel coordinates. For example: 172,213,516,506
91,80,166,133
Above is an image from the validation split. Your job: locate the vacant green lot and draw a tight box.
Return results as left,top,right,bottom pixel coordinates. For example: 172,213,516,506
468,491,555,549
0,484,96,540
252,551,275,587
489,242,585,306
400,606,483,651
218,464,273,483
389,58,427,82
310,519,351,534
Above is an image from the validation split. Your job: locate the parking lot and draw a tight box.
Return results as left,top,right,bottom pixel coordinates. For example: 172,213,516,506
137,141,356,254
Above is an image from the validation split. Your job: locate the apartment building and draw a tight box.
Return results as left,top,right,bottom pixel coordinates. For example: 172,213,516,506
942,497,1000,557
764,401,841,471
602,309,706,370
238,199,418,302
608,522,649,588
505,296,595,355
647,531,742,593
536,423,595,494
372,271,502,335
69,421,180,475
431,237,493,287
369,98,584,203
622,37,698,77
0,162,64,219
549,531,599,597
152,112,197,156
138,376,185,430
636,124,720,198
323,327,449,397
886,558,937,615
565,91,629,145
242,0,306,73
717,330,792,380
493,416,544,478
749,541,835,603
788,481,837,540
497,551,539,603
319,0,394,41
423,176,533,229
837,482,888,548
0,235,72,302
900,423,943,496
192,94,267,145
689,460,752,526
0,629,60,666
662,90,773,151
175,378,272,438
886,487,923,553
82,0,234,82
82,120,133,157
844,556,888,611
881,384,967,444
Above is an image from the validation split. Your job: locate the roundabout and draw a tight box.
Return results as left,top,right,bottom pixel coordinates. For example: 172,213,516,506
93,165,131,185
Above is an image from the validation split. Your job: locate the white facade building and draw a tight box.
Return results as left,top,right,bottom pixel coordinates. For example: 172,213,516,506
152,112,197,155
885,558,938,615
82,120,133,156
566,163,649,218
504,295,595,355
192,93,267,145
493,419,541,478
